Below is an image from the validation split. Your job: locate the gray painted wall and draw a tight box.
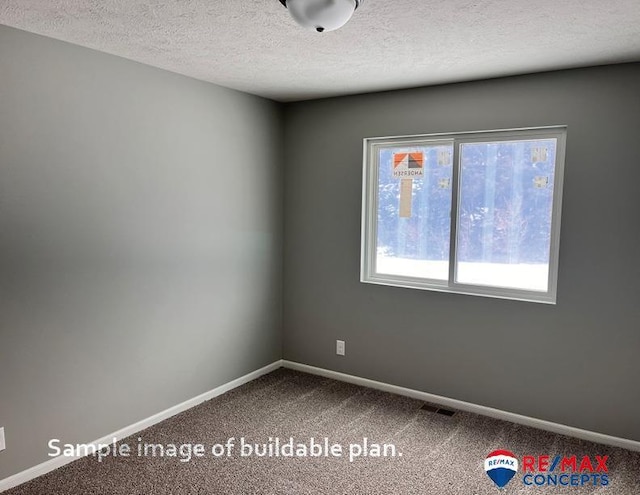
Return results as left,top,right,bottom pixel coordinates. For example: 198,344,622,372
283,64,640,442
0,25,282,480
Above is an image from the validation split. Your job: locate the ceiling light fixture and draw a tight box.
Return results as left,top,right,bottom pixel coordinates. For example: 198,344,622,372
279,0,363,33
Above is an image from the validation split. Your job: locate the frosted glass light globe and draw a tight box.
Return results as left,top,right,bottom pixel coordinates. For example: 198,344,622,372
284,0,359,32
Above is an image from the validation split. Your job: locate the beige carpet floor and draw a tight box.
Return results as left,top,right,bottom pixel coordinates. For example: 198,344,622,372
5,368,640,494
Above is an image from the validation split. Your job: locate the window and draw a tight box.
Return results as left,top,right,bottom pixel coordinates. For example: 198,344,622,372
361,127,566,303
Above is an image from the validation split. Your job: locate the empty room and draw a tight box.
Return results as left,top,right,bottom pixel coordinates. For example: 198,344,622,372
1,1,639,493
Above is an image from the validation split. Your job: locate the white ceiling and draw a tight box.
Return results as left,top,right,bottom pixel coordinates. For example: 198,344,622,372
1,1,639,102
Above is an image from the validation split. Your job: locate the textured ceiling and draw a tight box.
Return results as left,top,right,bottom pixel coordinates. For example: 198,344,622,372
1,1,640,101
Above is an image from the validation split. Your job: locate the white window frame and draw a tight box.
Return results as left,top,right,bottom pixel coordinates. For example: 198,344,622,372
361,126,567,304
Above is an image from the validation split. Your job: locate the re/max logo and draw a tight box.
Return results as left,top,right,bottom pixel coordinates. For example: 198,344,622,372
522,455,609,473
521,455,609,488
486,458,517,468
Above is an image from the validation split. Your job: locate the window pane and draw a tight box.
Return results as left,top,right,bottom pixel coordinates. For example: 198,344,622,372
456,139,557,291
375,143,453,280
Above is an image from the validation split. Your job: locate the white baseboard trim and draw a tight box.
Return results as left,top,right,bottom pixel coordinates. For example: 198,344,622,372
3,358,637,492
0,360,283,493
282,360,640,453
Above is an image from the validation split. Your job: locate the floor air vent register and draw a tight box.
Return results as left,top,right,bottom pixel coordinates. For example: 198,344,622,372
420,403,456,416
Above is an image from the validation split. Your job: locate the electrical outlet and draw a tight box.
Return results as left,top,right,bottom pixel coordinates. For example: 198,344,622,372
336,340,345,356
0,427,5,452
